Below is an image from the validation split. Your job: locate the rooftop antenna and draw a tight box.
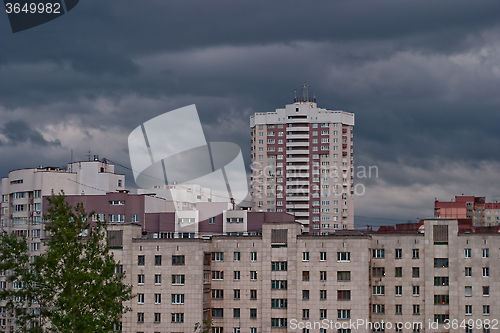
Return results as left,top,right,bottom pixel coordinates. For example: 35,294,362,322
302,83,309,101
86,150,92,161
70,149,73,172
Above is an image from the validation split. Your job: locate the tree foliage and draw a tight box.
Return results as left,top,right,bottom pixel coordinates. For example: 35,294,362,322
0,192,133,333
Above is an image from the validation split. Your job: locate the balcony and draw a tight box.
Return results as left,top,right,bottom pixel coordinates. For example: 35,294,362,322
286,181,309,186
287,157,309,163
286,173,309,178
286,165,309,170
286,127,309,132
286,188,309,194
286,134,309,140
286,204,309,209
286,142,309,147
286,196,309,201
286,150,309,155
294,212,310,217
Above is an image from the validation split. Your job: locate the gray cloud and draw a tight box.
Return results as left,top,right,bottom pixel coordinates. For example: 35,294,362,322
1,120,61,147
1,0,499,223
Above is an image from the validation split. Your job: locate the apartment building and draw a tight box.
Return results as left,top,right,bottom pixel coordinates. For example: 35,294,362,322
250,88,355,233
434,195,500,226
107,218,500,333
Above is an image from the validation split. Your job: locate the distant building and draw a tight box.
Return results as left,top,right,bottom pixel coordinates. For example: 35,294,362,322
434,195,500,226
106,218,500,332
250,86,355,233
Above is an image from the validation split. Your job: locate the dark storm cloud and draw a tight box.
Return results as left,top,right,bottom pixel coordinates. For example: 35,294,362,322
1,0,500,221
1,120,61,147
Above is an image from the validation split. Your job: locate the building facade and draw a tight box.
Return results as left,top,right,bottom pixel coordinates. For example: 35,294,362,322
250,92,355,233
107,218,499,333
434,195,500,226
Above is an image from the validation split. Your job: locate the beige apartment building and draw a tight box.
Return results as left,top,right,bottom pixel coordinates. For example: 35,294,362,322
250,88,355,234
109,218,499,333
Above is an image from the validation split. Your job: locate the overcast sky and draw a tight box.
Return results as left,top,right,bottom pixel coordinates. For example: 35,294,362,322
1,0,500,227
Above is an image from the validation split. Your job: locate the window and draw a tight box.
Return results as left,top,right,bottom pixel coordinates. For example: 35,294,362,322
483,248,489,258
109,214,124,222
302,309,310,319
234,289,240,300
302,290,309,300
320,309,327,319
319,251,327,261
271,261,287,271
372,249,385,258
413,304,420,315
465,286,472,297
320,290,327,300
171,313,184,323
372,304,385,314
212,271,224,280
395,249,402,259
302,252,310,261
153,293,161,304
271,280,287,289
250,309,257,319
466,305,472,315
372,286,385,295
154,313,161,323
434,277,449,286
465,267,472,277
172,255,185,265
465,248,471,258
251,252,257,261
483,267,489,277
212,289,224,300
319,271,327,281
395,267,402,277
337,252,350,262
434,258,449,268
271,318,287,328
412,249,420,259
413,285,420,296
137,293,144,304
412,267,420,278
372,267,385,277
234,252,241,261
138,274,145,284
154,255,161,266
483,286,490,296
137,312,144,323
250,271,257,280
395,286,402,296
172,274,185,285
302,271,310,281
338,309,350,320
434,314,449,323
434,294,449,305
271,299,287,309
233,308,240,318
212,252,224,261
212,308,223,318
483,305,490,315
234,271,240,280
395,304,402,315
337,271,351,281
337,290,351,301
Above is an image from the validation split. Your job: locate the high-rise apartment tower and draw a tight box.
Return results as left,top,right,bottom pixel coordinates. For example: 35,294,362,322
250,87,355,233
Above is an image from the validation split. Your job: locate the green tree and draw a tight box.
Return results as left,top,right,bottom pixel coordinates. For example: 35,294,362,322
0,231,45,332
0,192,133,333
194,317,212,333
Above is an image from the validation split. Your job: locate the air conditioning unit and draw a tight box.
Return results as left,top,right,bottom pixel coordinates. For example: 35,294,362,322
35,211,41,215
